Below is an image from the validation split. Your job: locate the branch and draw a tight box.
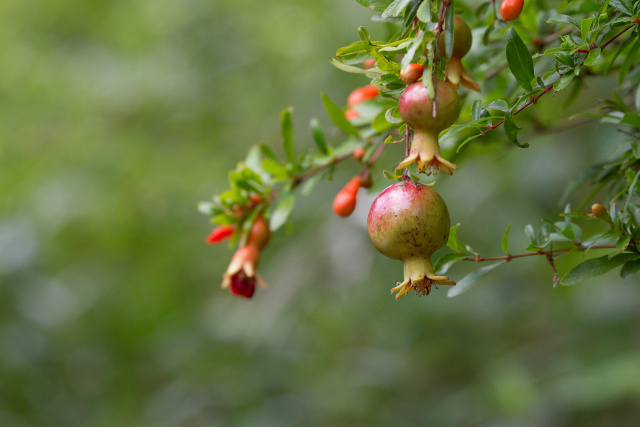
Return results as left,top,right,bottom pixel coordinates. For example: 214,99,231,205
462,243,618,262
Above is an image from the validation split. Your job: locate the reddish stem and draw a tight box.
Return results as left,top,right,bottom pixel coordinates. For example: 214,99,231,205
462,244,618,262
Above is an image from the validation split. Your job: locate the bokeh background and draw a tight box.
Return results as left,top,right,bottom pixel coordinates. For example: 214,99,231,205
1,0,639,426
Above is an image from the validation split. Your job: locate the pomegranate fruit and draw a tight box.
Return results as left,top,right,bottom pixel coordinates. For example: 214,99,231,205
367,180,455,299
500,0,524,22
397,80,460,175
438,16,472,59
437,16,480,92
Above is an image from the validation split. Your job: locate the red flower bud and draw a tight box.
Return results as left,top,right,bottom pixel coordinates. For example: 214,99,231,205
205,225,234,244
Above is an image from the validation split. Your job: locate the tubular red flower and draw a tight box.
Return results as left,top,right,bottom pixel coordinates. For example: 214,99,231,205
206,225,234,244
221,244,267,298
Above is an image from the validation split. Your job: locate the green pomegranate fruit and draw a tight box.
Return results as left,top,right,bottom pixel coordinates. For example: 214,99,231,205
397,80,460,175
367,180,455,299
436,16,480,92
438,16,472,59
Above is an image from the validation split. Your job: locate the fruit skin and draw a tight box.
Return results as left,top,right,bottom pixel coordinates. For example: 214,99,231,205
500,0,524,22
438,16,472,59
399,81,460,133
333,176,360,217
400,63,425,84
367,180,455,299
347,85,379,107
397,80,460,175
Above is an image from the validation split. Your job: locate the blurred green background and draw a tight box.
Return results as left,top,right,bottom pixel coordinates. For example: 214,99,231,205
1,1,639,426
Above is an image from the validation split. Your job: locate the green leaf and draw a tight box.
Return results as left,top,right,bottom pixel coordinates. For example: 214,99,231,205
329,57,379,77
580,18,594,42
484,100,509,112
280,108,295,166
584,49,601,66
383,170,403,180
335,41,371,65
355,0,394,13
321,93,360,137
505,27,535,91
358,27,401,75
416,0,430,22
456,133,483,153
444,3,455,60
435,253,466,275
621,112,640,128
501,224,512,254
547,14,581,30
262,158,287,179
524,224,536,244
381,0,412,18
447,224,464,253
504,110,529,148
309,119,329,155
471,100,482,121
554,71,575,91
609,0,633,15
269,193,295,232
448,262,505,297
620,258,640,278
560,253,640,285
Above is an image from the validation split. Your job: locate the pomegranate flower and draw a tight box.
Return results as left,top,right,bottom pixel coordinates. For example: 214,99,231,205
221,244,267,298
206,225,234,244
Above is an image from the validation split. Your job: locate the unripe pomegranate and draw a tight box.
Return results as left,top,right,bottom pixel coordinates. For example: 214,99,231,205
500,0,524,22
400,63,425,84
591,203,607,218
347,85,379,107
333,176,360,217
438,16,472,59
435,16,480,92
367,180,455,299
397,80,460,175
246,215,270,250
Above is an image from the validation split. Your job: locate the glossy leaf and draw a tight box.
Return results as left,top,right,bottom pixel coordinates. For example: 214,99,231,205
561,253,640,285
448,261,505,297
501,224,512,254
269,193,295,232
505,27,535,91
321,93,360,137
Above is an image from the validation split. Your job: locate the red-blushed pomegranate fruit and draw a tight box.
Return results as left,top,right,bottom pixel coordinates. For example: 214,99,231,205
500,0,524,22
397,80,460,175
400,63,425,84
367,180,455,299
333,176,360,217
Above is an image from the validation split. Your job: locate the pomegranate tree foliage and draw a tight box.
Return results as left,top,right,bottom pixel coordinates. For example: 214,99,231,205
202,0,640,296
